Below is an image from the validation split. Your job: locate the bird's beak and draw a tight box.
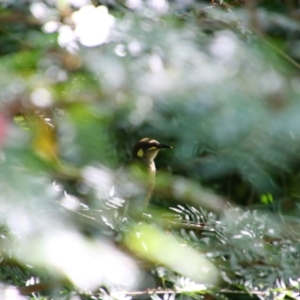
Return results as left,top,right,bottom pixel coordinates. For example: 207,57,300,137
158,143,173,149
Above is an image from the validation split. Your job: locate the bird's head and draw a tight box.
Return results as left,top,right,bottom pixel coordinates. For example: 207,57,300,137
132,138,172,163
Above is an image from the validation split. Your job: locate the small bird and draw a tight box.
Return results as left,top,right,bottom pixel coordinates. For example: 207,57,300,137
130,138,172,210
109,138,172,218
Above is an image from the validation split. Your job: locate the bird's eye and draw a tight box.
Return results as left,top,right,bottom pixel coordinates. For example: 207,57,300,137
137,148,144,157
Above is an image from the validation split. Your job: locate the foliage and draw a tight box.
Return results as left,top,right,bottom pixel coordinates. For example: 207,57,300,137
1,0,300,299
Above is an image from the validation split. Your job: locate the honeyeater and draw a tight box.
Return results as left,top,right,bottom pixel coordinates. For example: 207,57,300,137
114,138,172,217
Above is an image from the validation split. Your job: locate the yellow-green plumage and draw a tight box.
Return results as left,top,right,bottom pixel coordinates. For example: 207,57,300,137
126,138,172,215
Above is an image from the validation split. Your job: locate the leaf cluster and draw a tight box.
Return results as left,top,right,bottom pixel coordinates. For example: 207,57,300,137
1,0,300,299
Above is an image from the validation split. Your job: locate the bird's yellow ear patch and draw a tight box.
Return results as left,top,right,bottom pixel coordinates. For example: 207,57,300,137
147,146,158,151
137,148,144,157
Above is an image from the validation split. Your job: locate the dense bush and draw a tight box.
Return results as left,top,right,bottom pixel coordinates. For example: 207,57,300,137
1,0,300,299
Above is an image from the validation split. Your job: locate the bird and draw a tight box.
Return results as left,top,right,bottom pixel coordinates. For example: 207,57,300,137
107,138,172,219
